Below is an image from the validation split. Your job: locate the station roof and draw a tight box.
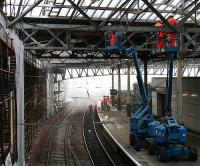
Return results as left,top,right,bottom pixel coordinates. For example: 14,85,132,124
2,0,200,60
3,0,200,24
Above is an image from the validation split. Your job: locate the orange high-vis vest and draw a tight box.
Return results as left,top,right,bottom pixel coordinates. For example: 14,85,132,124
167,17,177,48
155,22,164,49
109,32,115,46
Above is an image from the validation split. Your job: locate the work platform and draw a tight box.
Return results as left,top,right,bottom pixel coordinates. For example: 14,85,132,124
98,108,200,166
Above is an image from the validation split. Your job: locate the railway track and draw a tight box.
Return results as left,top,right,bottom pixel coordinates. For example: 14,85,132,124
46,103,77,166
46,103,82,166
46,100,93,166
28,100,137,166
84,109,133,166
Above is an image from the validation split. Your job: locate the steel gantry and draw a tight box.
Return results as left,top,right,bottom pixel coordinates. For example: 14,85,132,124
46,58,200,81
2,0,200,59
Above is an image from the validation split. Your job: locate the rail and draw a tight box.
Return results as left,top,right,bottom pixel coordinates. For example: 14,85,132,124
46,103,81,165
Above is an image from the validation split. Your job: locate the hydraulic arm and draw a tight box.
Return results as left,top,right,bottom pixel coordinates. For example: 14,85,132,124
127,47,155,151
126,47,150,119
166,54,174,116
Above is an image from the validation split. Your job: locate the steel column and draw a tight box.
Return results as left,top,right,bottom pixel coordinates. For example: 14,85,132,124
176,33,183,122
111,67,115,106
143,60,148,93
127,62,131,104
14,37,25,166
10,91,14,154
118,65,121,111
176,59,183,121
46,71,55,118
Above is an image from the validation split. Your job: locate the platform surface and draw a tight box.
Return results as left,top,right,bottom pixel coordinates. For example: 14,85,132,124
98,109,200,166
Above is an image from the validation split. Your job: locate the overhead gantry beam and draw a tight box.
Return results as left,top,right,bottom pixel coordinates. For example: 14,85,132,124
45,31,66,48
51,63,200,79
8,0,44,28
46,29,66,47
23,29,39,43
22,29,39,44
14,23,200,32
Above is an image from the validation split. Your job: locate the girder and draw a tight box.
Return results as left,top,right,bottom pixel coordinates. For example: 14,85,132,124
47,58,200,80
12,22,200,59
14,23,200,32
60,64,200,80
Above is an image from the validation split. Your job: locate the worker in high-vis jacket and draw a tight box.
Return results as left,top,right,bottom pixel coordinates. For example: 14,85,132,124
109,32,115,47
154,20,165,51
167,15,177,48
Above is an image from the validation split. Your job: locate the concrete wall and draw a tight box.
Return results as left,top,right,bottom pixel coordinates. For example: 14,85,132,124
152,91,157,115
152,77,200,133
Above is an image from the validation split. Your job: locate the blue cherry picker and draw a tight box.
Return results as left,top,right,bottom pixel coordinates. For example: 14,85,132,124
105,31,198,162
105,32,158,151
148,46,198,161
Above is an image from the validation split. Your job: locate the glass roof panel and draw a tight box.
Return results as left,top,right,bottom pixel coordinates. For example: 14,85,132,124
86,9,96,17
66,9,74,17
74,0,80,4
140,12,152,20
149,13,157,20
171,0,182,6
50,12,58,16
91,1,102,7
2,0,198,23
112,11,121,19
116,0,128,7
59,8,68,16
127,13,135,20
158,5,166,10
64,1,71,5
173,14,182,21
51,8,60,12
93,10,104,18
165,6,173,10
82,0,91,6
125,0,135,8
101,10,112,18
196,15,200,20
109,0,119,8
101,0,111,7
55,0,65,4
